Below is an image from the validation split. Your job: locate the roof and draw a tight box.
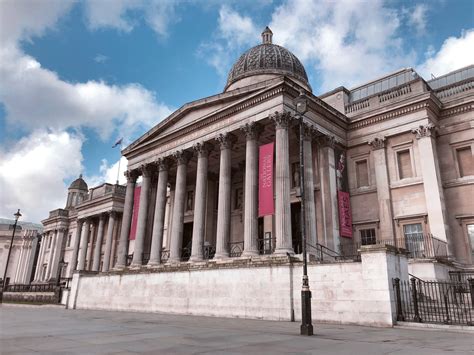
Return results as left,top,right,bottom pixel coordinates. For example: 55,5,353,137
69,174,88,191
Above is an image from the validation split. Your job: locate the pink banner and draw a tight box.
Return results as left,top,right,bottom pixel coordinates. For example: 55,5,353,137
259,142,274,216
129,186,141,240
338,191,353,238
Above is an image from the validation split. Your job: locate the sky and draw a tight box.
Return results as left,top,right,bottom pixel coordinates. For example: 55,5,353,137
0,0,473,223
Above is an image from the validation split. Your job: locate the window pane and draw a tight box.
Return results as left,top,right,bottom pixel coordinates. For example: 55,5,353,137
360,229,376,245
457,146,474,177
397,150,413,179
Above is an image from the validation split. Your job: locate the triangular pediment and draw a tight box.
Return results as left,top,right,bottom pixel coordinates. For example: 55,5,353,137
124,78,285,156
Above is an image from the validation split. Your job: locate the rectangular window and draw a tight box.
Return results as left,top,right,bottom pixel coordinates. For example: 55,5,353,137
457,146,474,177
291,162,300,188
67,234,72,248
234,187,243,210
403,223,424,257
397,150,413,179
186,191,194,211
360,229,376,245
48,237,52,249
355,160,369,187
468,224,474,260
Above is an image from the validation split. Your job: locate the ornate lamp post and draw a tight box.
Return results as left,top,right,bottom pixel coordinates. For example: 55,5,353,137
295,92,314,336
0,209,22,303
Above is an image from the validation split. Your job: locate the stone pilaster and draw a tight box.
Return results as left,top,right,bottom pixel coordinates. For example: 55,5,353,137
92,214,106,271
241,122,262,256
318,135,340,251
131,165,152,267
69,219,83,276
149,159,170,266
33,234,46,281
302,124,318,247
50,228,66,281
116,170,138,268
45,230,57,279
77,219,90,271
412,124,450,248
368,136,394,241
214,132,236,259
86,222,95,270
102,211,116,272
190,143,213,261
271,112,294,255
169,150,191,262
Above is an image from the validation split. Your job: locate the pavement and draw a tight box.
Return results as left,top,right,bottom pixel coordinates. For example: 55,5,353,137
0,304,473,354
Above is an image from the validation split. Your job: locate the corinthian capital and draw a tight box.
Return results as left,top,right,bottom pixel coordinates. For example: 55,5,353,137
156,157,170,172
124,170,139,183
193,142,213,157
216,132,237,150
240,122,263,141
173,150,191,165
368,136,386,150
270,111,293,129
412,123,436,139
317,135,336,148
139,164,153,178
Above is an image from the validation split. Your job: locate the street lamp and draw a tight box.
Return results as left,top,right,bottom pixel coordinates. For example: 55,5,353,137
0,209,22,303
295,92,314,336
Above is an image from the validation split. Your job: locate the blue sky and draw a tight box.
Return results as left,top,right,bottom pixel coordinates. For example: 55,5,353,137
1,0,473,222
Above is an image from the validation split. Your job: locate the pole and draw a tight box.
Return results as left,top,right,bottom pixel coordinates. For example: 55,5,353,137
0,209,21,303
299,115,313,336
116,147,122,185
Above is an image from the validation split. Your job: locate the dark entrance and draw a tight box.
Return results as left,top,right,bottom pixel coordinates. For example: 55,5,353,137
182,222,193,261
291,202,302,254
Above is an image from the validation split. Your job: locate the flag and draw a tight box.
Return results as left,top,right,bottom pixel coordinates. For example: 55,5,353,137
112,137,123,148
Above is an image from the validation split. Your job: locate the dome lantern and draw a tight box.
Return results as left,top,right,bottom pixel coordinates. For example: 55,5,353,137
261,26,273,44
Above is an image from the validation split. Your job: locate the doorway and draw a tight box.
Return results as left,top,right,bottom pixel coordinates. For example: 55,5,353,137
182,222,193,260
291,202,302,254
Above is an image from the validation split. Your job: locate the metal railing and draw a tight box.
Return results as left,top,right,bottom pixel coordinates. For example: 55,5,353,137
340,234,448,260
307,243,360,262
449,271,474,284
393,277,474,326
229,241,244,257
4,283,57,292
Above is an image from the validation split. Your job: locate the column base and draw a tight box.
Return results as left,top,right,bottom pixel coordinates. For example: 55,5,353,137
189,255,203,262
213,253,229,260
147,261,161,268
129,263,143,270
273,248,294,256
113,265,126,271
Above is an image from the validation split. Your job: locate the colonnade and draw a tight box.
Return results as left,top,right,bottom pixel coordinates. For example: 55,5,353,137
114,111,335,268
33,227,66,282
13,231,38,284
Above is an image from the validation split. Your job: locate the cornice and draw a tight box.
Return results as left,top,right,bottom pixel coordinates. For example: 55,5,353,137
440,102,474,118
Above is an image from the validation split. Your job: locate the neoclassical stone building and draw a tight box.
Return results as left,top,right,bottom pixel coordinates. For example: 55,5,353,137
22,27,472,303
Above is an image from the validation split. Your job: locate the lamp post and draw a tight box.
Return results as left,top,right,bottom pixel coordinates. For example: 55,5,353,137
0,209,22,303
295,92,313,336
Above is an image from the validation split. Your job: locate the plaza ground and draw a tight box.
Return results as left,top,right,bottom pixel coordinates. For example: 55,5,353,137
0,305,472,354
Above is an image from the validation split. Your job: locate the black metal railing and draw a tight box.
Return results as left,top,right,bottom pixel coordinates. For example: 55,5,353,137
449,271,474,284
161,249,170,263
126,254,133,266
4,283,57,293
340,234,448,260
257,235,275,255
181,244,192,262
307,242,360,262
229,241,244,257
58,277,72,289
393,277,474,326
202,244,215,260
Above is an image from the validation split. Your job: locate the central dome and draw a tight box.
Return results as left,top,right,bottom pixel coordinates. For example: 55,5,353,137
225,27,311,92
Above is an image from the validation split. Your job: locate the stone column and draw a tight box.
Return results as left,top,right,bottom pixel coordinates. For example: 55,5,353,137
34,234,46,281
241,122,262,256
86,222,95,270
45,230,57,279
369,137,395,241
272,112,294,255
69,220,83,276
169,151,191,262
102,212,116,272
50,228,66,281
190,143,212,261
302,124,318,247
116,171,138,268
131,165,152,267
149,159,169,266
412,124,450,245
214,133,236,259
14,240,25,283
92,214,106,271
77,219,90,271
319,135,340,252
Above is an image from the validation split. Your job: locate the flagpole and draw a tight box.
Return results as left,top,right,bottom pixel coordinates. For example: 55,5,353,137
116,143,122,185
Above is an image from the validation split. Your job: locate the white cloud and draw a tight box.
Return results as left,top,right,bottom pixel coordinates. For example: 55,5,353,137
198,5,259,79
84,0,178,38
94,54,108,63
417,30,474,79
0,130,84,223
407,4,428,34
268,0,415,91
86,156,128,188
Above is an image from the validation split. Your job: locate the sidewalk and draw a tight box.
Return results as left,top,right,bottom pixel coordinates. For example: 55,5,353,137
1,305,472,354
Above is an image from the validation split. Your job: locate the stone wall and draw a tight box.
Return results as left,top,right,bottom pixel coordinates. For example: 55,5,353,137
68,245,407,327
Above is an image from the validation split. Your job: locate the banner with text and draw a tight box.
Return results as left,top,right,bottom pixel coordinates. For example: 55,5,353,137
337,191,353,237
258,142,274,216
129,186,141,240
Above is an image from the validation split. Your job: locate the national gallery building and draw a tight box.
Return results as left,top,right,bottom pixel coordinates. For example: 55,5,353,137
7,28,472,326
